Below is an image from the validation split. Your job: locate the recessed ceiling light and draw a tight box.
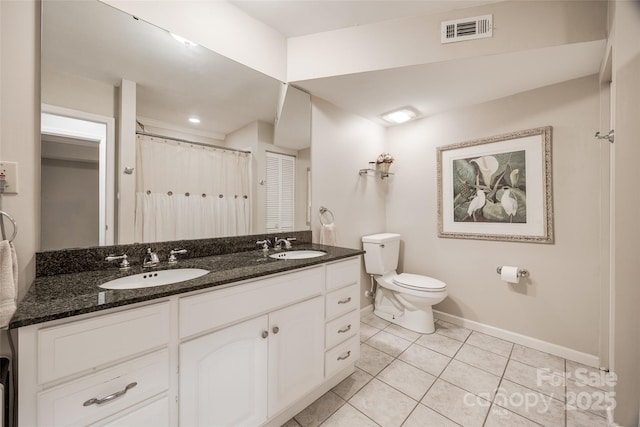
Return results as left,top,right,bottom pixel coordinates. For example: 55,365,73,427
170,32,198,47
188,117,201,124
381,107,419,125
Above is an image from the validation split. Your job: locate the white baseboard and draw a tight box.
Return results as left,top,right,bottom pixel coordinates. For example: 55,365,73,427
433,310,600,368
361,304,599,368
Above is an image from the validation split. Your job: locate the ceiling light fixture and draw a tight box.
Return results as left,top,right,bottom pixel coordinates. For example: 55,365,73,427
380,107,419,125
188,117,201,124
170,32,198,48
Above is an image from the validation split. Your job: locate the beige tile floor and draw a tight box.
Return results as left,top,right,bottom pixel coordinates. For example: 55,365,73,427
283,313,614,427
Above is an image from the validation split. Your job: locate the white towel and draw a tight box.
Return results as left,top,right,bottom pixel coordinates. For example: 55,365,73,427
320,223,337,246
0,240,18,329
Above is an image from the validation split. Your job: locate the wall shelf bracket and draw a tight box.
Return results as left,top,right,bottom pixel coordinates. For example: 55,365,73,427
358,168,393,179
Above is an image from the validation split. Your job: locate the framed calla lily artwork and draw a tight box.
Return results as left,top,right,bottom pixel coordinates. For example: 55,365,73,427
437,126,554,243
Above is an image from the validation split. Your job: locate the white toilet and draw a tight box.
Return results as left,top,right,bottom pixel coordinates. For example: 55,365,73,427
362,233,447,334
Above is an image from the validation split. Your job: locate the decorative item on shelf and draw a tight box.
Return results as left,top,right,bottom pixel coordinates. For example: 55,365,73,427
359,153,395,179
375,152,394,174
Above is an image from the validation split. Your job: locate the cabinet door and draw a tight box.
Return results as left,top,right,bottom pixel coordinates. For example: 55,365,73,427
268,296,324,416
180,315,269,427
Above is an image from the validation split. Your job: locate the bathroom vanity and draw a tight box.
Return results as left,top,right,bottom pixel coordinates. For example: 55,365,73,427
10,235,362,426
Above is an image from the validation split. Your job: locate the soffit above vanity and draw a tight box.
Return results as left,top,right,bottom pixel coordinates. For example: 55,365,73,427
283,0,608,126
83,0,607,129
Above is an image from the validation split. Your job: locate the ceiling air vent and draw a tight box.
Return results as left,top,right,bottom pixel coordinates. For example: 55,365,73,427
441,14,493,44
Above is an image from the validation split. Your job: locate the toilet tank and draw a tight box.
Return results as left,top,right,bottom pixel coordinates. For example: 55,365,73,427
362,233,401,275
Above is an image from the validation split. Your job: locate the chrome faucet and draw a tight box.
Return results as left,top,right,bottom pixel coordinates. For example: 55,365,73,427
105,254,130,270
256,240,271,250
274,237,296,249
168,248,187,264
143,248,160,268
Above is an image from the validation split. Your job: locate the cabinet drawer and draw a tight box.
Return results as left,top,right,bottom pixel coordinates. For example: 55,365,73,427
180,267,324,338
325,310,360,350
38,302,170,384
38,349,169,427
325,336,360,378
95,395,170,427
326,257,360,291
325,284,359,320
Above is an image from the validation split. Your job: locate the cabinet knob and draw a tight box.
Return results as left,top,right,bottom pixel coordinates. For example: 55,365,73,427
261,331,269,339
272,326,280,334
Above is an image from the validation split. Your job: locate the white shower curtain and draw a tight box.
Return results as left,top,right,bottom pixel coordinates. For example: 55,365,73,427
134,135,252,243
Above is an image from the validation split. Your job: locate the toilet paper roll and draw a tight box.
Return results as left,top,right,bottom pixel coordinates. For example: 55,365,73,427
501,266,520,284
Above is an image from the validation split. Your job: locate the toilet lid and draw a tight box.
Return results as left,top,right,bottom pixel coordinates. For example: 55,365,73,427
393,273,446,291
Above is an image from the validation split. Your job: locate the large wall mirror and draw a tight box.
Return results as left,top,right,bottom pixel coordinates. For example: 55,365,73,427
40,0,311,251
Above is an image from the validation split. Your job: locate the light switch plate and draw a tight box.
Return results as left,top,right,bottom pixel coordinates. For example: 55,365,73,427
0,161,18,194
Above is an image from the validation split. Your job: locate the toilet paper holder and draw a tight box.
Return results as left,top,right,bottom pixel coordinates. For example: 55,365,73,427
496,266,529,278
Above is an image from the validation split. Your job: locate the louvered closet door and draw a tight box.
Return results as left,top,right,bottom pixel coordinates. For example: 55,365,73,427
266,152,295,233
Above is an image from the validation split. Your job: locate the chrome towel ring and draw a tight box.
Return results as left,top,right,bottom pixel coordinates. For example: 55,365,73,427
319,206,335,226
0,210,17,243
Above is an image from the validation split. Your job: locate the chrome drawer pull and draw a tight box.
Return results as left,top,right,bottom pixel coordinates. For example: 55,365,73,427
337,297,352,304
338,324,352,334
337,351,351,361
83,382,137,406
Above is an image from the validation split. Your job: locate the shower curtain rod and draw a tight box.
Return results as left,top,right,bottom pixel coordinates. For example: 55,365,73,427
135,130,251,154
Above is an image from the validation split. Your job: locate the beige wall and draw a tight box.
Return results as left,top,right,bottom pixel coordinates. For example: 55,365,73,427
310,97,387,305
385,75,602,356
0,0,40,300
610,0,640,424
41,66,116,118
41,158,99,250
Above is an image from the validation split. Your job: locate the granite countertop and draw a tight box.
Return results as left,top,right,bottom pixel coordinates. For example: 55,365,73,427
10,243,364,329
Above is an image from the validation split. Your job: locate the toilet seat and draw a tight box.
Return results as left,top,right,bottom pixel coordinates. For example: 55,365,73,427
392,273,446,292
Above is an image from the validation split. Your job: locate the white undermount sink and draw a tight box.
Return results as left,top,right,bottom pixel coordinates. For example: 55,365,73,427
99,268,209,290
269,250,327,260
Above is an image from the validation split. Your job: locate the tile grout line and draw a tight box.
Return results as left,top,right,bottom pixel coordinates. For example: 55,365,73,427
429,322,483,426
389,319,466,427
425,320,486,426
402,319,472,426
481,336,516,427
486,340,571,426
370,324,425,426
391,320,558,426
353,323,417,426
360,319,467,426
564,358,568,427
363,319,549,425
322,391,347,426
348,317,589,427
296,313,593,427
339,371,381,426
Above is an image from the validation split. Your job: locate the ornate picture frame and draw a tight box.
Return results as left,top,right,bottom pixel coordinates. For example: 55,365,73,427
437,126,553,243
